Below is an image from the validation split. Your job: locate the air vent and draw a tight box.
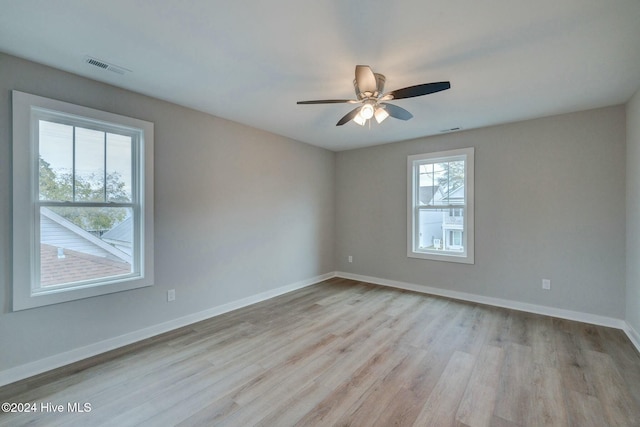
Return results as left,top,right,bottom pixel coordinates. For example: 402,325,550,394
87,58,108,69
439,127,462,133
84,56,131,75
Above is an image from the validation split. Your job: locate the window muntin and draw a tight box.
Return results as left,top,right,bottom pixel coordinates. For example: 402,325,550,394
408,147,474,264
13,91,154,310
35,111,140,293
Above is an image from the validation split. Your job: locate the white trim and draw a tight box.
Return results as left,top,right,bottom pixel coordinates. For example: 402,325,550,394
337,271,640,354
624,322,640,353
3,270,637,388
407,147,475,264
12,90,154,310
335,271,625,329
0,272,335,387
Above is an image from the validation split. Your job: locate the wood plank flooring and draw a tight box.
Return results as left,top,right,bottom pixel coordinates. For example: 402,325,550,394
1,277,639,426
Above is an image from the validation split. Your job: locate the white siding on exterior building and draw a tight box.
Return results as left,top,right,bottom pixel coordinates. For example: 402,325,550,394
40,209,130,263
418,211,442,249
101,217,133,256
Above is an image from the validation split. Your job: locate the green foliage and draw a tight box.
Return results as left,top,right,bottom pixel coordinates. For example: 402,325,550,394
39,157,72,201
39,156,129,233
436,160,465,194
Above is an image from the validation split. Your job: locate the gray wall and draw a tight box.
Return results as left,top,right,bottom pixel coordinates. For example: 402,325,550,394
0,50,634,377
336,106,626,318
627,89,640,333
0,53,335,371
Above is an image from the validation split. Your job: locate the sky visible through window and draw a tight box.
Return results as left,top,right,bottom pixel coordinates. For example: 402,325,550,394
39,120,132,201
418,160,465,206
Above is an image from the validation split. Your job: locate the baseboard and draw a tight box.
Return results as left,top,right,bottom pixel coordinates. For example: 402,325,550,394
624,322,640,354
335,271,627,330
337,271,640,354
0,272,335,388
3,270,636,388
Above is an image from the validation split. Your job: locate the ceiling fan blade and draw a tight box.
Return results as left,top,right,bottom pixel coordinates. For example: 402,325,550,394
336,107,362,126
297,99,359,104
384,81,451,101
355,65,377,95
381,103,413,120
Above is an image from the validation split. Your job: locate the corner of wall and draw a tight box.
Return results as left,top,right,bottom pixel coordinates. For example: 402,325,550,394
626,87,640,337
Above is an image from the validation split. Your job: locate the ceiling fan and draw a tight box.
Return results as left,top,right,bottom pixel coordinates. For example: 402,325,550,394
297,65,451,127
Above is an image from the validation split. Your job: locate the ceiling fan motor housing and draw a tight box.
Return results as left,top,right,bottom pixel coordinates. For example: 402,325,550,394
297,65,450,126
354,73,386,99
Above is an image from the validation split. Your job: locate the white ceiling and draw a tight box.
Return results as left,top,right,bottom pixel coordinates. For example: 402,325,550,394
1,1,639,151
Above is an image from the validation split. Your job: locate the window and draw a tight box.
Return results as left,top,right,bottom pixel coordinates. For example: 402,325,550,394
449,230,463,248
12,91,154,310
407,147,474,264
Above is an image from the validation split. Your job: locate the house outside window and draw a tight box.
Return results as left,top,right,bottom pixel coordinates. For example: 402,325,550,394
407,147,474,264
12,91,154,310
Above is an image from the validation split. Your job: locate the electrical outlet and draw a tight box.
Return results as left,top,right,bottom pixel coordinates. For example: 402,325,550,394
348,256,353,263
167,289,176,302
542,279,551,290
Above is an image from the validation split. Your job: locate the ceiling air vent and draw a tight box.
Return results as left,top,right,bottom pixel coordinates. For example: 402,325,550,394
439,127,462,133
84,56,131,75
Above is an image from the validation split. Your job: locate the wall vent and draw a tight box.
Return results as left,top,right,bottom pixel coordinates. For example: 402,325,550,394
84,56,131,75
439,127,462,133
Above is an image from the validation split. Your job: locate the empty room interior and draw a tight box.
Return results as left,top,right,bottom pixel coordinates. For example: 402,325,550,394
1,1,640,426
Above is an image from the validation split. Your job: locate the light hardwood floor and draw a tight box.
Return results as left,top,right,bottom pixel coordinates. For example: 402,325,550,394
1,277,639,426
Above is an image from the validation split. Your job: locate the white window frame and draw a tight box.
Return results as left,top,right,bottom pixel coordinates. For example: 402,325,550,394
407,147,474,264
12,91,154,310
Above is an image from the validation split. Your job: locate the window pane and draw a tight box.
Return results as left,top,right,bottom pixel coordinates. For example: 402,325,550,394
418,160,465,207
39,120,73,201
40,206,133,287
445,207,464,225
438,160,465,205
419,162,444,206
452,231,462,246
75,127,105,202
418,207,465,252
106,133,132,202
408,148,474,264
418,209,444,249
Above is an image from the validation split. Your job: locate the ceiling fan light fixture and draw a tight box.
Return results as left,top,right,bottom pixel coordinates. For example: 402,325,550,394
360,103,375,120
374,106,389,124
297,65,451,128
353,113,366,126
